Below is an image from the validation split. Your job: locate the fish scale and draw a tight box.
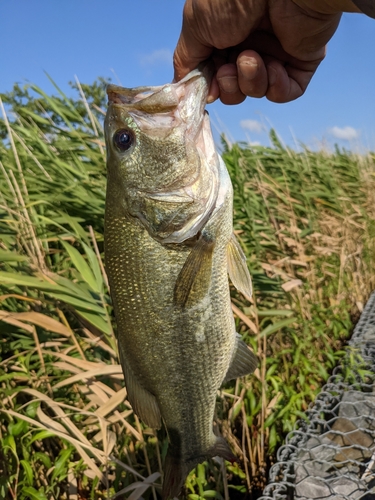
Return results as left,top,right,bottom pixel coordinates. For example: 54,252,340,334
104,67,258,499
105,189,233,411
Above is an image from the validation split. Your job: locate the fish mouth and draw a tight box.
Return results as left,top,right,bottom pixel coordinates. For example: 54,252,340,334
106,63,213,117
106,64,214,150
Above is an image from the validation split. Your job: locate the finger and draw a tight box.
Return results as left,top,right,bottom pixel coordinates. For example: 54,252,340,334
173,1,213,82
216,63,246,105
237,50,268,99
206,49,230,103
173,32,212,82
207,76,220,104
265,59,318,103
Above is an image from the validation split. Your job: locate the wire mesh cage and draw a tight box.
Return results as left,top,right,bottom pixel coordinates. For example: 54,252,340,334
259,292,375,500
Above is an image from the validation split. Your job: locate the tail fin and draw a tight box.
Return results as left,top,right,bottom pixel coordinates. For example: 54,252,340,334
162,437,236,499
162,451,190,500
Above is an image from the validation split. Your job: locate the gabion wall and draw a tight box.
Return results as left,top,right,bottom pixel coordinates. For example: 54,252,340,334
259,293,375,500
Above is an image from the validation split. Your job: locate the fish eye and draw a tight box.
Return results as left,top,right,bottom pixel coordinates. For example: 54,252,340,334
113,128,134,152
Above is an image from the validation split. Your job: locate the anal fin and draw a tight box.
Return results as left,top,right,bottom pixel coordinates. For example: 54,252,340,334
223,335,258,384
174,234,214,308
227,233,252,298
208,436,237,463
121,354,161,430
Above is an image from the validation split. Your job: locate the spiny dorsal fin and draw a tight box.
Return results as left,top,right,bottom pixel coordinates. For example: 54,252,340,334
174,234,214,308
227,233,252,298
223,335,258,384
119,349,161,430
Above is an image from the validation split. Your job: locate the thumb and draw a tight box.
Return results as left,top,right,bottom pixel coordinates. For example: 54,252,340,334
173,27,213,82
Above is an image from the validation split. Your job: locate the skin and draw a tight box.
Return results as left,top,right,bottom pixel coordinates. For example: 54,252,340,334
173,0,362,104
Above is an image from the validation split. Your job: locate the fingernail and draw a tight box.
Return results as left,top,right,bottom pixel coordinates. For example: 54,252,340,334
207,94,216,104
268,66,277,86
217,76,238,94
239,58,258,79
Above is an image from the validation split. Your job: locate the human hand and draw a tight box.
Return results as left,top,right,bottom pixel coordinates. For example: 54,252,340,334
173,0,359,104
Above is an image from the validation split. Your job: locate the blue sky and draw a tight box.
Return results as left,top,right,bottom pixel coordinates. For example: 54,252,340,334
1,0,374,150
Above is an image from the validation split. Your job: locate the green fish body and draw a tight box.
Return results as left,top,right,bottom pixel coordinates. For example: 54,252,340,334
104,68,257,499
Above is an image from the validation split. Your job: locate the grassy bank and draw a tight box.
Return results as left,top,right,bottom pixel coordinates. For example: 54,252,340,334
0,80,374,500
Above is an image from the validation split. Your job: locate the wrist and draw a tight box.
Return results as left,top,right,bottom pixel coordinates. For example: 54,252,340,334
292,0,362,15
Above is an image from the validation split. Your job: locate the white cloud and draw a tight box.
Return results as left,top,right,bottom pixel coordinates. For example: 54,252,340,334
139,49,173,67
329,126,360,141
240,119,264,133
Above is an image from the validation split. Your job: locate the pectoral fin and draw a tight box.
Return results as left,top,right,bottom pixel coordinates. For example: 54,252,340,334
120,351,161,429
227,233,252,298
223,335,258,384
174,234,214,308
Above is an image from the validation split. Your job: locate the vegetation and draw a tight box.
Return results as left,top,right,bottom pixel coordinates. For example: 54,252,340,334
0,79,375,500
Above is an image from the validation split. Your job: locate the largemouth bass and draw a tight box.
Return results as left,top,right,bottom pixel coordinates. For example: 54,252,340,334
104,67,257,499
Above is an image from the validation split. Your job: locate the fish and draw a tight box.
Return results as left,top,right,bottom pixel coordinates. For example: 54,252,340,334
104,66,258,499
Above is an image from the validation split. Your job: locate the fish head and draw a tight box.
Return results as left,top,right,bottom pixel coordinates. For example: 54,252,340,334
104,66,219,243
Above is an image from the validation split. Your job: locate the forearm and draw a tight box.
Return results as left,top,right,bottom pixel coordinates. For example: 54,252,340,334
293,0,363,15
352,0,375,17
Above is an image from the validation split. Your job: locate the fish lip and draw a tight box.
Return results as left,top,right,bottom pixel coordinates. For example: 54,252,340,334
177,62,214,87
106,84,158,105
106,63,213,108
